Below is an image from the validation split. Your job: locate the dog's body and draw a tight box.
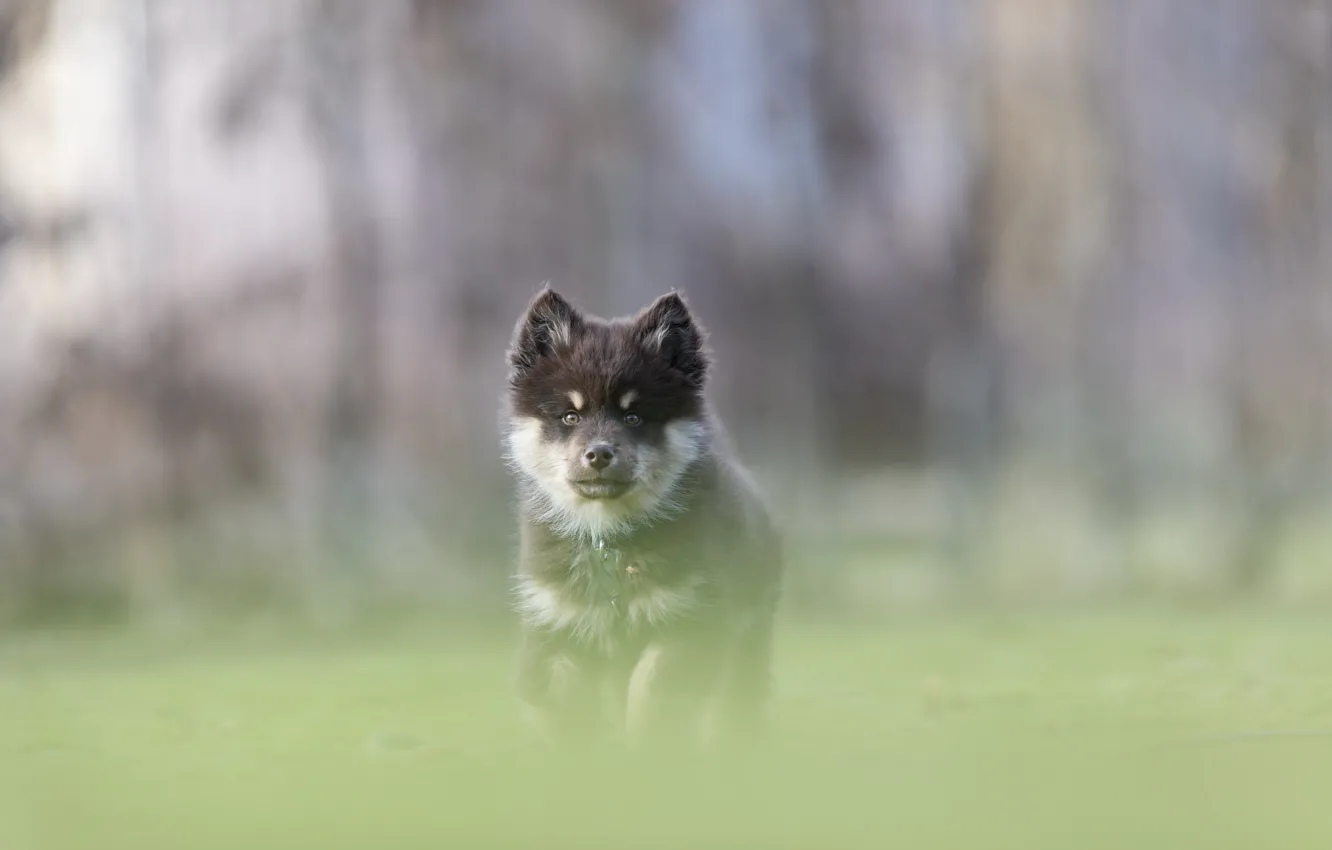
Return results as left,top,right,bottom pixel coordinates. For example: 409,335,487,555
503,288,782,749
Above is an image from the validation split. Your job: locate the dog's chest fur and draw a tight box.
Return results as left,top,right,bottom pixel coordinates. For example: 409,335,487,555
515,531,709,650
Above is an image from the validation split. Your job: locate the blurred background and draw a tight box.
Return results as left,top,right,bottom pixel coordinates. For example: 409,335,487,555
1,0,1330,627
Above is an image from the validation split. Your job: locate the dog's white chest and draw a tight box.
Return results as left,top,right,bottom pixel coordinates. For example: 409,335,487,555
514,559,702,647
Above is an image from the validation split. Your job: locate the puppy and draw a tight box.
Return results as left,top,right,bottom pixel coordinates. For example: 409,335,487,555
503,287,782,750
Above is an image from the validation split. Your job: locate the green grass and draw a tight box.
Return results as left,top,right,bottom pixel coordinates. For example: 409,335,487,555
4,605,1332,849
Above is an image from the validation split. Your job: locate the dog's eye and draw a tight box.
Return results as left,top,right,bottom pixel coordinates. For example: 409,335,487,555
561,411,581,426
623,412,642,427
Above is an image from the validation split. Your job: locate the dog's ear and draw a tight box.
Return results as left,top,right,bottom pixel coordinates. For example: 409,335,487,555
508,286,583,377
634,291,709,386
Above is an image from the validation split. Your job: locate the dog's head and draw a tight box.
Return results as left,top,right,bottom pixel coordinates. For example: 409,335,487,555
503,287,712,539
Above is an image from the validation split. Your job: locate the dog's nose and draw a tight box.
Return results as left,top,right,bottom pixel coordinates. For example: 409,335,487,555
583,444,615,470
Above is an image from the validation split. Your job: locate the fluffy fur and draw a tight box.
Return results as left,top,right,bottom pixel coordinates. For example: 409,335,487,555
503,287,783,751
504,416,706,540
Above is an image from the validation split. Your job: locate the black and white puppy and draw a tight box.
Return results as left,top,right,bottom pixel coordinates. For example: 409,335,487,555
503,287,782,749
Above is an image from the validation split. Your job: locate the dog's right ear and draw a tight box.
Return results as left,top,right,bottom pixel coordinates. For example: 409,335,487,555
508,286,583,377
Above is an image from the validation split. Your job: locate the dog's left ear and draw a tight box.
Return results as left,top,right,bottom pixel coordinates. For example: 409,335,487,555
508,286,583,378
635,291,709,386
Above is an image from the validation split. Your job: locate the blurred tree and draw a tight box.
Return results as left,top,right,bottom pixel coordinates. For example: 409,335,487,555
302,0,386,589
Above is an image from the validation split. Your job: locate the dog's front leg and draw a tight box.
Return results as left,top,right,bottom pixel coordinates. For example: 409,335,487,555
517,637,604,747
624,637,719,750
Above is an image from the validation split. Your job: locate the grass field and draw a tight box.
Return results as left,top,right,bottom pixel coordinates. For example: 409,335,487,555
4,604,1332,849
